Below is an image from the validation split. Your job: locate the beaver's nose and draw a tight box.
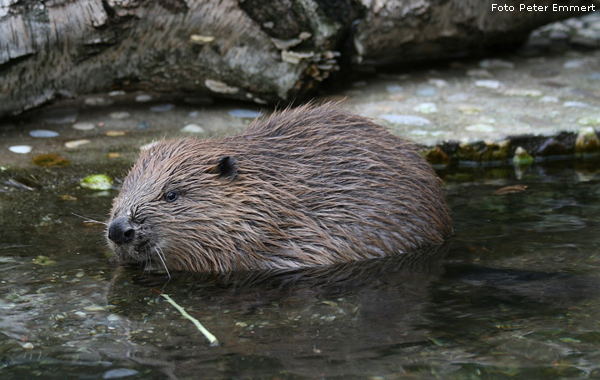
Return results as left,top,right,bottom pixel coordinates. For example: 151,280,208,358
108,216,135,245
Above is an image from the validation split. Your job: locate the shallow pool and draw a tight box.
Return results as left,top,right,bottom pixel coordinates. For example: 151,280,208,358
1,160,600,379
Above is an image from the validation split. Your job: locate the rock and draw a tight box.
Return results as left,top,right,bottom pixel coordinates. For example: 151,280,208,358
109,111,131,119
386,85,404,94
563,59,587,69
428,79,448,88
380,114,432,126
72,122,95,131
228,109,262,119
85,97,113,106
80,174,114,190
540,96,559,103
136,121,150,130
42,107,79,124
537,138,570,157
475,80,502,89
29,129,59,138
32,153,70,167
106,131,126,137
457,140,510,162
424,146,451,166
102,368,140,379
135,94,152,102
563,101,592,108
479,59,515,69
9,145,32,154
413,103,438,114
578,116,600,126
65,139,91,149
456,105,482,114
182,124,205,134
513,146,534,165
150,104,175,112
503,89,543,97
415,86,436,97
465,124,494,132
467,69,493,78
575,127,600,154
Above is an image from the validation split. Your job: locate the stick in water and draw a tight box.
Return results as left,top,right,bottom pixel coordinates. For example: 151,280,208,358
155,289,219,346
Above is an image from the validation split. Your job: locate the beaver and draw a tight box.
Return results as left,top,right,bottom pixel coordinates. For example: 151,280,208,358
107,103,452,273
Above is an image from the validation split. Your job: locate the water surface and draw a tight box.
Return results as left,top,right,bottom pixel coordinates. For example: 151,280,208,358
1,161,600,379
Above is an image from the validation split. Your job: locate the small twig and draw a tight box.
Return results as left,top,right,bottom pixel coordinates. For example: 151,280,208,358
153,288,219,346
71,212,108,226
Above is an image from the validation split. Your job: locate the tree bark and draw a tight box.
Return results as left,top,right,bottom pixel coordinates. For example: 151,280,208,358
0,0,596,117
352,0,598,65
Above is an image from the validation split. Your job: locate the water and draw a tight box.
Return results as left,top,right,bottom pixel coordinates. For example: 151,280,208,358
1,161,600,379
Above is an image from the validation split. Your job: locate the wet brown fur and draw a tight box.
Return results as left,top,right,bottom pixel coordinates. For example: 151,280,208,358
108,103,452,273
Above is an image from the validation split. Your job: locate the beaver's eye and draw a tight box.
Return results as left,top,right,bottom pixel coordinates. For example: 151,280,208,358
165,191,179,203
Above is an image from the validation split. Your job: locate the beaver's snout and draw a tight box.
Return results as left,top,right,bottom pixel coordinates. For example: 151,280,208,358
108,216,136,245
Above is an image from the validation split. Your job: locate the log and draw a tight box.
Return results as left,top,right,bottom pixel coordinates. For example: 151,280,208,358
352,0,598,65
0,0,596,117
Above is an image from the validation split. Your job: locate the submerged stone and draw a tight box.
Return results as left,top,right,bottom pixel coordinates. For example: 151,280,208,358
416,86,436,97
480,59,515,69
30,129,59,138
135,94,152,102
80,174,114,190
150,104,175,112
109,112,131,119
537,138,570,157
380,114,432,126
578,116,600,126
103,368,140,379
72,122,95,131
424,146,451,166
182,124,205,133
32,153,70,167
33,255,57,266
503,89,543,97
65,139,91,149
413,102,438,114
386,85,404,94
575,127,600,154
9,145,32,154
458,140,510,162
513,146,534,165
136,121,150,130
228,109,262,119
465,124,494,132
564,101,592,108
85,97,113,106
475,80,502,89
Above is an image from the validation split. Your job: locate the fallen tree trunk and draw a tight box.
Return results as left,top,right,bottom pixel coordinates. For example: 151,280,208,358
0,0,596,117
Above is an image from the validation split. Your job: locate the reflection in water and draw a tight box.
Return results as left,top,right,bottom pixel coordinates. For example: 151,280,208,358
107,244,449,378
1,161,600,378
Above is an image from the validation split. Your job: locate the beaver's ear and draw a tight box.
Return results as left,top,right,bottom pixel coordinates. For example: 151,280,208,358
210,156,238,181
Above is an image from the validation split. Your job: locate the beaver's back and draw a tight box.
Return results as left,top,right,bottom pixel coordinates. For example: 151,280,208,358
220,104,452,266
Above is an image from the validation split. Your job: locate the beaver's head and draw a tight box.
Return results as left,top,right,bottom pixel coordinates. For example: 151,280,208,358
107,139,243,273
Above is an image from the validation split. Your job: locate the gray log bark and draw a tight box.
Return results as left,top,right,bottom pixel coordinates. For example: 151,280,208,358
0,0,596,117
352,0,598,65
